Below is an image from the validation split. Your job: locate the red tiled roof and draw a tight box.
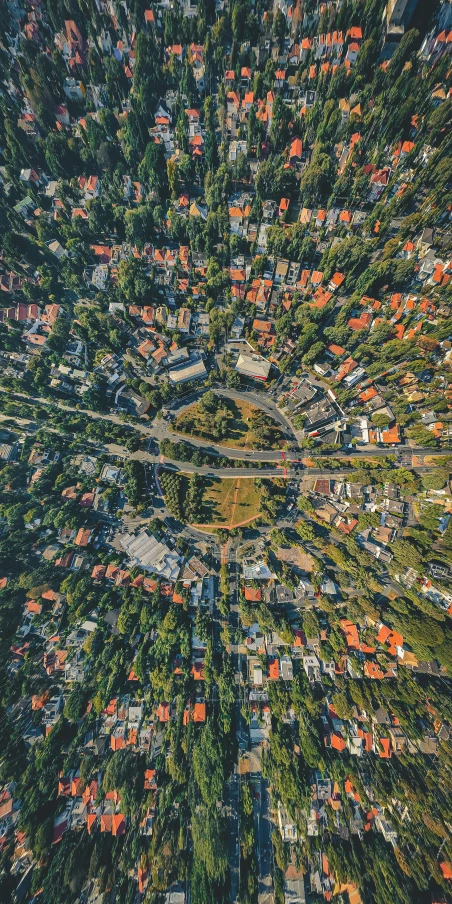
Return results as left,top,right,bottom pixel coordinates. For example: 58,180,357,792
379,738,391,758
268,658,279,680
244,587,262,601
331,733,346,751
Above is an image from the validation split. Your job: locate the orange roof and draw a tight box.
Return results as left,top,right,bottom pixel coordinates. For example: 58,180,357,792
26,600,42,614
191,662,205,681
348,314,371,330
340,619,359,649
92,564,106,580
327,343,345,356
111,732,125,751
331,733,345,751
290,137,302,158
173,591,185,604
253,318,272,333
106,564,119,580
364,661,384,679
379,738,391,758
144,769,156,790
103,698,117,716
380,424,400,444
87,814,97,834
156,703,170,722
112,814,126,836
359,386,377,402
101,814,112,832
227,91,240,106
244,587,262,601
377,625,403,648
71,777,81,796
293,629,305,648
268,658,279,680
75,527,90,547
193,702,206,722
440,862,452,880
330,272,345,288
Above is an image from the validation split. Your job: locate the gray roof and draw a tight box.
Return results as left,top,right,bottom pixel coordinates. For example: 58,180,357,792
120,531,181,581
236,351,271,380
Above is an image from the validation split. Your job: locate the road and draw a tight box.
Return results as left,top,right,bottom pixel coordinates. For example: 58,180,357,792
164,386,297,440
1,386,450,465
225,539,241,903
225,539,274,903
254,776,273,903
4,379,448,901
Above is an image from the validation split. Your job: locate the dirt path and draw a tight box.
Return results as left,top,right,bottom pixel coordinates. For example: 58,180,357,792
228,480,241,529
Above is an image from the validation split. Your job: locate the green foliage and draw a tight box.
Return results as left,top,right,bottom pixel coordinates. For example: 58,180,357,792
192,721,225,805
421,469,448,491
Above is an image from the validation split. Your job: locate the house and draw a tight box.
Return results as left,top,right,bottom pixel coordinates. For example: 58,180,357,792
303,655,321,684
385,0,421,41
369,168,391,201
288,137,303,166
278,803,297,842
74,528,91,547
177,308,191,334
64,78,85,101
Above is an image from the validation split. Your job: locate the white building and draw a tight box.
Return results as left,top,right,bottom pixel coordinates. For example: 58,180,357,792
235,351,271,381
120,531,182,581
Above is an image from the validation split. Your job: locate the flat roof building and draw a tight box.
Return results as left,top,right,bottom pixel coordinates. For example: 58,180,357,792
120,531,181,581
235,351,271,381
168,357,207,385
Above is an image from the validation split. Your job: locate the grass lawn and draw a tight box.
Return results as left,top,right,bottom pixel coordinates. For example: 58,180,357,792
172,396,285,450
164,473,263,528
192,477,263,528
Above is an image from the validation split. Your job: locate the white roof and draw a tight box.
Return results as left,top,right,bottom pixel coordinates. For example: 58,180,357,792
243,561,273,580
120,531,181,581
168,357,207,385
236,351,271,380
253,665,263,685
80,619,97,633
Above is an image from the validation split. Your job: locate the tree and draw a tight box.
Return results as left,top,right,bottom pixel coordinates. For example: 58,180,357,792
138,140,169,198
421,470,448,491
372,413,392,429
192,722,225,805
64,684,90,722
191,805,228,880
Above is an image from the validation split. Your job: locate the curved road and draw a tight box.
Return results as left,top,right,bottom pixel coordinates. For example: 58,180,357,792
0,386,450,467
164,386,297,439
